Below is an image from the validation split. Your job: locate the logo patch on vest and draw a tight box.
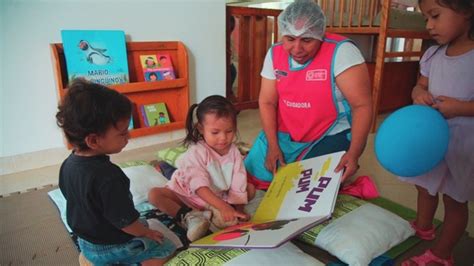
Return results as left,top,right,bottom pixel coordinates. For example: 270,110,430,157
283,99,311,109
306,69,327,81
274,69,288,80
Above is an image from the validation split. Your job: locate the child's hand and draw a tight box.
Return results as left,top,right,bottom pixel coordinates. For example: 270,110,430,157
234,204,251,221
433,96,462,118
238,212,251,222
412,89,435,106
145,229,164,243
220,204,247,222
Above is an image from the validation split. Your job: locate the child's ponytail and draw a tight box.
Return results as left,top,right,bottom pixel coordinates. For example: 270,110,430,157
182,103,201,146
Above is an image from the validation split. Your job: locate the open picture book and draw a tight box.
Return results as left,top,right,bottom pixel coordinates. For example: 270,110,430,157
191,151,345,249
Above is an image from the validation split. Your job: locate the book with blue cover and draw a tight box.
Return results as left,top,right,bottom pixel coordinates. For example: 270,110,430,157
61,30,129,85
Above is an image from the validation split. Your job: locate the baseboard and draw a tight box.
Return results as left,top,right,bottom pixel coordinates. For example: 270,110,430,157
0,129,185,175
0,148,70,176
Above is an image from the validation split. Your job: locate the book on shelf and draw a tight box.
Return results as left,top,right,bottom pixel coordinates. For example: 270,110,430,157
139,53,176,81
190,151,344,249
140,103,171,127
128,115,134,130
61,30,129,86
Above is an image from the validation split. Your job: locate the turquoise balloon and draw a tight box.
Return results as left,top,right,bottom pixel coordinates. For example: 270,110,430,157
375,105,449,177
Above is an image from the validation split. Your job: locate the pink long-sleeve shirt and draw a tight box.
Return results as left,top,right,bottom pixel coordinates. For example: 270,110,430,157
167,141,248,209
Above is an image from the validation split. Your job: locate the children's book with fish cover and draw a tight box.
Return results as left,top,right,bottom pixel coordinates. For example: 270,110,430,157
61,30,129,85
191,151,344,249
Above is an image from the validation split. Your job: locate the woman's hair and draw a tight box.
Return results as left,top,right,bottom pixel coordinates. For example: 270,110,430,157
278,0,326,40
419,0,474,39
182,95,237,146
56,79,132,150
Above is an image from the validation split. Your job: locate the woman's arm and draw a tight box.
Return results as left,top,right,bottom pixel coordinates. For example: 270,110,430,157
335,63,372,181
259,77,285,172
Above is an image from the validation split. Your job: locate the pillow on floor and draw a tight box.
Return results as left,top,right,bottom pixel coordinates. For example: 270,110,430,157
120,162,168,205
155,142,252,168
316,203,414,266
155,145,187,168
165,242,323,266
298,195,414,266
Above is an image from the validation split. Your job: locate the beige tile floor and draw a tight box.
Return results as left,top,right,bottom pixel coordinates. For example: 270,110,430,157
1,109,473,237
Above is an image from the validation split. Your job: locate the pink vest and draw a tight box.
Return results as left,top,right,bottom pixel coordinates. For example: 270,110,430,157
272,33,348,142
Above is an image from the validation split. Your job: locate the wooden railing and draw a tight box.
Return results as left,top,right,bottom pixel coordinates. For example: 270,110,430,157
226,6,282,110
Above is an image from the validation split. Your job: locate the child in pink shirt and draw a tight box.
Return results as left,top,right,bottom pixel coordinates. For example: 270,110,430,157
148,95,256,242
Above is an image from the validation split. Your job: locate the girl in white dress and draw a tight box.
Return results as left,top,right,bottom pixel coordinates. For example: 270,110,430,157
401,0,474,265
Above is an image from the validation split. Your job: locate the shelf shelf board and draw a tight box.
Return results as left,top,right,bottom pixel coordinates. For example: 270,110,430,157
51,40,189,141
109,78,187,94
129,121,185,138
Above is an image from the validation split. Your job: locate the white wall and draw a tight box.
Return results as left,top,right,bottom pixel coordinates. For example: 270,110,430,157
1,0,226,159
0,1,5,160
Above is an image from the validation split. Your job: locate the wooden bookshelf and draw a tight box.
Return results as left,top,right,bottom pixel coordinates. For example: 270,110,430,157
50,41,189,139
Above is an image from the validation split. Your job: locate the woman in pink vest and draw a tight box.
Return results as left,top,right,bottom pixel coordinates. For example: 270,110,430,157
245,0,372,189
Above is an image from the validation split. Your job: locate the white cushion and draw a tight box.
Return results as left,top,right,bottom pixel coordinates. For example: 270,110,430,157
225,242,324,266
315,203,415,266
47,189,72,233
122,164,168,205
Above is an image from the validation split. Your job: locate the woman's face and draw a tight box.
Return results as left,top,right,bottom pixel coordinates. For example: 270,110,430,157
282,36,322,64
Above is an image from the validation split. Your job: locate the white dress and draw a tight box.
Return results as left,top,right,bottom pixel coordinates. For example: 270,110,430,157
400,45,474,203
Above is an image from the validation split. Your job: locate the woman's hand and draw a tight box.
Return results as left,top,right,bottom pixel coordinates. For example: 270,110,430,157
335,151,359,182
265,145,286,173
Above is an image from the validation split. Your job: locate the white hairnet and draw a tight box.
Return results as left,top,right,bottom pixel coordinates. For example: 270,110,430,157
278,0,326,40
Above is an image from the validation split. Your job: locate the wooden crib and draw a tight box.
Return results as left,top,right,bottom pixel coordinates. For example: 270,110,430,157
226,0,432,131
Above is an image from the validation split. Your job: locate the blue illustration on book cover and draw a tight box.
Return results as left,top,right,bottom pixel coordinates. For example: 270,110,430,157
61,30,129,85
